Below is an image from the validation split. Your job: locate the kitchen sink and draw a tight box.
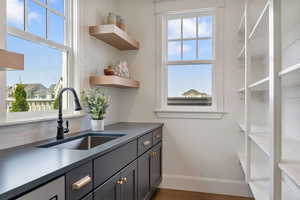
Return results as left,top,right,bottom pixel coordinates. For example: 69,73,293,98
38,133,125,150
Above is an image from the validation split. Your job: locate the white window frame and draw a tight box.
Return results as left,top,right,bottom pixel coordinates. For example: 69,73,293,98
155,8,225,119
0,0,80,122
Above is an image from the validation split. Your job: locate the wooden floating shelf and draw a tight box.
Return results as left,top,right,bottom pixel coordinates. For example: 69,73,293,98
89,24,140,51
0,49,24,71
90,75,140,88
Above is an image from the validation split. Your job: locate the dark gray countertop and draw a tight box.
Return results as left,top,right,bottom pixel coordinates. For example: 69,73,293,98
0,122,163,200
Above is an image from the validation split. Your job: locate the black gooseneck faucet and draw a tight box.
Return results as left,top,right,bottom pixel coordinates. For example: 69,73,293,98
57,88,82,140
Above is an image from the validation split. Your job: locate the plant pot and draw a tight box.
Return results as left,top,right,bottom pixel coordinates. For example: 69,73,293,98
91,119,104,131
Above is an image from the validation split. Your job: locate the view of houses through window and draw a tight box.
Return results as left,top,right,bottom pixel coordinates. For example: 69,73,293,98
167,14,214,106
6,0,66,113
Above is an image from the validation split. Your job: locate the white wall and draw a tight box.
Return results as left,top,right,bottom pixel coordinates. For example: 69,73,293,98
0,0,121,149
117,0,251,197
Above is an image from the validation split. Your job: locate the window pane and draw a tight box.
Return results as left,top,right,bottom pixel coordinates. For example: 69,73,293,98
168,41,181,61
48,0,64,14
168,19,181,40
198,39,213,60
48,11,64,44
183,17,196,38
168,64,212,106
198,16,213,37
6,35,63,112
28,0,46,38
182,40,196,60
7,0,24,30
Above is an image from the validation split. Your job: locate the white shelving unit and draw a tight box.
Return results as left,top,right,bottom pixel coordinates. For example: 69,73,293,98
237,0,300,199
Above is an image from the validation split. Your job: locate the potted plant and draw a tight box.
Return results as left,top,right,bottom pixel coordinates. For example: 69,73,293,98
82,88,110,131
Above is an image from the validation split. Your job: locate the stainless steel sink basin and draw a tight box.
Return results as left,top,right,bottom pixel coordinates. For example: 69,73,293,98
38,133,125,150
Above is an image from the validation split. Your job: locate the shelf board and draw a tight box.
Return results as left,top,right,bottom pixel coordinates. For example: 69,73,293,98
238,123,246,132
249,180,269,200
279,163,300,188
90,75,140,88
238,87,245,93
249,1,270,40
238,152,270,181
0,49,24,71
89,24,140,50
279,63,300,87
279,62,300,77
238,153,247,175
249,134,270,156
238,45,245,60
249,77,269,91
237,12,245,35
249,135,300,161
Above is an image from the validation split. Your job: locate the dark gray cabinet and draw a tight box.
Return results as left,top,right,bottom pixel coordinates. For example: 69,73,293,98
82,193,93,200
66,162,93,200
138,151,151,200
94,161,138,200
150,143,162,190
17,176,65,200
94,140,137,188
120,161,138,200
94,172,121,200
138,142,162,200
15,127,162,200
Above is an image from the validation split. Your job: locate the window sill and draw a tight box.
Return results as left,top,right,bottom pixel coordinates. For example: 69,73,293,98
0,113,86,127
154,109,227,119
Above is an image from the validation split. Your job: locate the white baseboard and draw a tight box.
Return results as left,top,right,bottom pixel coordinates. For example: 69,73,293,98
160,174,252,198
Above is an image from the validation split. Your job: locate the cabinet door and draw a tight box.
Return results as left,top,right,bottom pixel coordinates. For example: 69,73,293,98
94,173,121,200
17,176,65,200
81,193,93,200
150,143,162,190
66,162,93,200
138,152,151,200
120,161,138,200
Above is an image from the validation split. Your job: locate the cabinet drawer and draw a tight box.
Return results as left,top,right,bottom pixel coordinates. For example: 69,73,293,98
66,162,93,200
152,128,162,145
138,132,153,156
94,140,138,187
17,176,65,200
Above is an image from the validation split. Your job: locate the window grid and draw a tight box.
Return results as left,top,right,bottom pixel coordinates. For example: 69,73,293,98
167,15,214,65
7,0,68,51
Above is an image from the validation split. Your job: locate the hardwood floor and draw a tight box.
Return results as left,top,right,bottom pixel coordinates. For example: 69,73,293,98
151,189,254,200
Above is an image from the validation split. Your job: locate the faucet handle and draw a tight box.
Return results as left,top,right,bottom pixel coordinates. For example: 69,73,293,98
64,120,70,133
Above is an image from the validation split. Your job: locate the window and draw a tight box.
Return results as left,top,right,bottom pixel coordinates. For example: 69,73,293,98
156,9,224,116
5,0,71,115
167,14,214,107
